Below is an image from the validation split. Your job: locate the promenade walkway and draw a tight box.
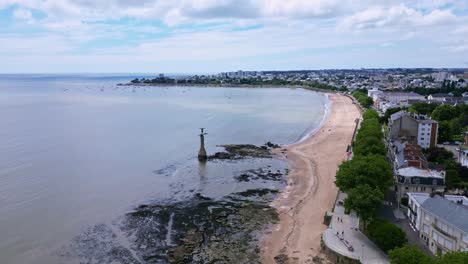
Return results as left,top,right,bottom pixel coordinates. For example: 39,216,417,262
322,192,389,264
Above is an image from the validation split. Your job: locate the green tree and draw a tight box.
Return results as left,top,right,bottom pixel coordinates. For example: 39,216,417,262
363,109,380,120
353,137,386,156
445,169,462,188
389,245,433,264
352,91,373,108
424,147,454,163
436,251,468,263
432,105,457,122
408,102,437,116
335,155,393,192
437,121,452,143
367,219,407,252
344,185,384,223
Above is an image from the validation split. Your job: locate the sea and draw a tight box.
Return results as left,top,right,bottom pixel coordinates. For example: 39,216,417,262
0,74,329,263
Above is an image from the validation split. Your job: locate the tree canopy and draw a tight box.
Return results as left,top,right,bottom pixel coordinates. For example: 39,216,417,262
389,245,433,264
436,251,468,264
352,90,373,108
390,245,468,264
367,219,407,252
344,184,384,223
353,110,386,155
335,155,393,192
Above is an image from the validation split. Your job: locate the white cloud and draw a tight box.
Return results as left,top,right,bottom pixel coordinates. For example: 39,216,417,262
0,0,467,72
338,4,457,31
13,8,34,23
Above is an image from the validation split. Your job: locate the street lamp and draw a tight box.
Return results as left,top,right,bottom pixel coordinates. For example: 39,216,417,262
361,244,365,261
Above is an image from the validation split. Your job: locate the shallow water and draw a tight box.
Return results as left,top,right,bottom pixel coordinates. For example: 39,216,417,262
0,75,328,263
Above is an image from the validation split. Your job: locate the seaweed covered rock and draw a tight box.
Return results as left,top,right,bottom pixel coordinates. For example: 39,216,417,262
208,144,272,160
121,194,279,263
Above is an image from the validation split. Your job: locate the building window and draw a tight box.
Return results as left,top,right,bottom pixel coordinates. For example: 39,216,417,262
445,240,453,250
425,213,430,222
421,138,424,140
423,224,429,234
427,133,430,135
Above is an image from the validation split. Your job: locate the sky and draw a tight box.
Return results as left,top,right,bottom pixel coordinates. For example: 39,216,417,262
1,0,468,73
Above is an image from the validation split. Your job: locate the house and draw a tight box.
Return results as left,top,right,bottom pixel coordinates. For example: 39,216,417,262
419,195,468,255
444,97,465,106
407,193,468,232
388,110,439,149
389,140,445,201
427,93,453,103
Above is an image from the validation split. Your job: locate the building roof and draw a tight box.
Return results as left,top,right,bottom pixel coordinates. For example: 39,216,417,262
407,193,468,206
445,195,468,206
390,110,407,122
421,196,468,233
389,110,437,124
383,92,424,97
430,93,453,98
407,192,430,205
392,140,429,169
397,167,445,178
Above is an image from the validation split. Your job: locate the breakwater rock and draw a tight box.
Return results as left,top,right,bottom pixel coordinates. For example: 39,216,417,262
208,143,280,160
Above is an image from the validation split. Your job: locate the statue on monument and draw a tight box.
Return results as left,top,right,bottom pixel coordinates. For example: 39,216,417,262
198,128,208,161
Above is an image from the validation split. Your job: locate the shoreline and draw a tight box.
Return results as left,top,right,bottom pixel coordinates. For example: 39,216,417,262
260,94,361,263
294,93,332,145
119,82,341,93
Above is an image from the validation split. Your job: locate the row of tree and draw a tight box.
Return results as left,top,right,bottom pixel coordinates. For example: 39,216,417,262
335,110,393,224
131,77,177,84
335,109,408,253
351,90,374,108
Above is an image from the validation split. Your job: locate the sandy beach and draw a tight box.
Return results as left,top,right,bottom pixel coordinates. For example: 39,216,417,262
261,93,361,263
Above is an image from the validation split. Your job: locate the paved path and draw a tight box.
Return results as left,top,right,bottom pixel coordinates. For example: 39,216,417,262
323,192,389,264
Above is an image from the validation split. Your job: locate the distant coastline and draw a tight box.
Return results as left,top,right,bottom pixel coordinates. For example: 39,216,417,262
118,82,344,94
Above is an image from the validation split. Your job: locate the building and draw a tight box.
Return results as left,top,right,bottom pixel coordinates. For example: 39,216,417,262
427,93,453,104
407,193,468,232
389,140,445,200
457,132,468,167
372,91,425,112
367,87,383,103
419,195,468,255
388,110,439,149
431,72,449,82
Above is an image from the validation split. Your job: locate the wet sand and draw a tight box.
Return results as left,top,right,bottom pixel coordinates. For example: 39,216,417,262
261,94,361,263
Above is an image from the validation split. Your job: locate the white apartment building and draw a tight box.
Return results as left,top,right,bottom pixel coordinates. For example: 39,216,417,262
407,193,468,232
389,111,438,149
419,196,468,255
431,72,449,82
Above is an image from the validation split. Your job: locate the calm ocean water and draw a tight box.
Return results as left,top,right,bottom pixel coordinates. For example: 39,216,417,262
0,74,328,263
